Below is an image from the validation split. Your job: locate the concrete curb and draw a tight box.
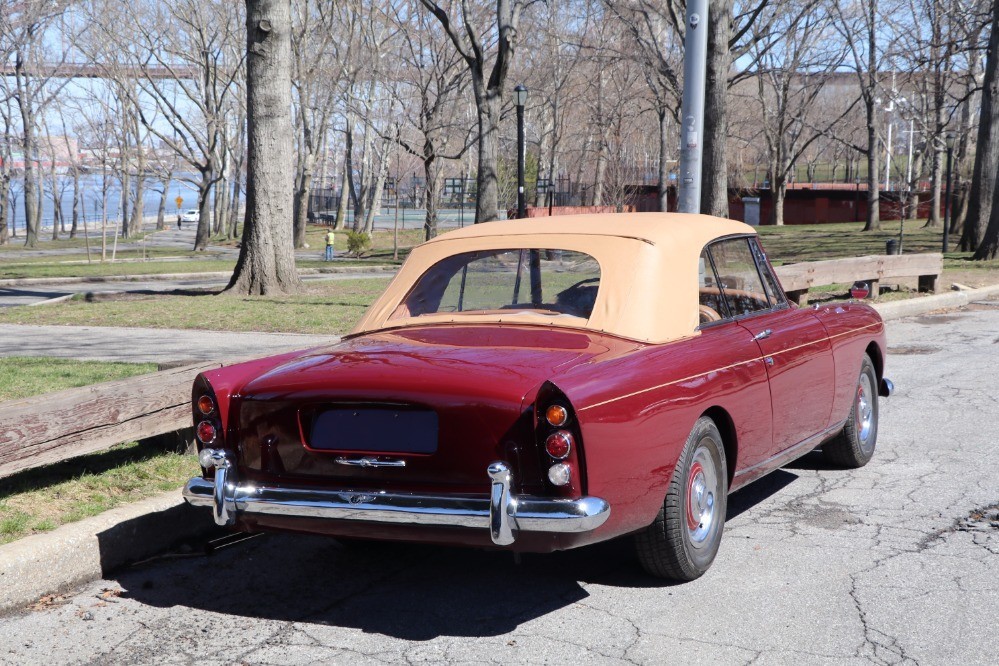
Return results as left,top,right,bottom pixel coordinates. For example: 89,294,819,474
0,490,218,615
872,283,999,320
0,265,397,289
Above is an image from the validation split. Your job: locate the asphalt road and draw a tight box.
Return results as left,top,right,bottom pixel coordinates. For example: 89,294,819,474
1,301,997,665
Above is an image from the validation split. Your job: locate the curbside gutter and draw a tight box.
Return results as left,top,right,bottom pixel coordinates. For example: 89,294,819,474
872,283,999,320
1,281,997,616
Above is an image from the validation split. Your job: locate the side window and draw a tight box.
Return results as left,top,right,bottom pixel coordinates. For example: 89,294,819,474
750,239,786,308
697,249,728,324
706,238,773,318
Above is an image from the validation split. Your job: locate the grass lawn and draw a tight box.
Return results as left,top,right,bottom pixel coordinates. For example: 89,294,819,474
0,439,198,545
0,356,186,545
0,357,158,402
0,277,392,334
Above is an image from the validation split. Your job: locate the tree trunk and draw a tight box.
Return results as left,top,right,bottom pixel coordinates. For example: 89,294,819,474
423,141,439,241
194,169,213,251
156,178,168,231
699,0,734,218
0,173,8,244
963,6,999,253
70,169,80,238
657,109,670,212
293,142,315,248
864,105,881,231
770,176,787,226
226,0,301,295
334,136,351,231
925,142,942,227
474,88,502,223
364,138,390,233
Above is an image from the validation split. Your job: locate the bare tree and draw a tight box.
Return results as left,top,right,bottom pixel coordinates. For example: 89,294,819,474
388,0,474,240
225,0,301,295
419,0,528,223
745,0,851,225
832,0,899,231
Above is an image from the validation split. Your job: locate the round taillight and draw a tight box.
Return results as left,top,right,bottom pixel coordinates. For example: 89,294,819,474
547,462,572,486
545,430,573,459
545,404,569,427
197,395,215,415
196,420,216,444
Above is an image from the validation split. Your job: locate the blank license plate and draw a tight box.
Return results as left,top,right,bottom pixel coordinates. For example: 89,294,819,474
309,407,438,454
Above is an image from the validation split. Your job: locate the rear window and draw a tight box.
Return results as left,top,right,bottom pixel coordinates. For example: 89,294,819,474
391,249,601,320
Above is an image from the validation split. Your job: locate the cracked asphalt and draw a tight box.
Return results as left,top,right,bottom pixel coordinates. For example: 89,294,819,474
1,299,997,665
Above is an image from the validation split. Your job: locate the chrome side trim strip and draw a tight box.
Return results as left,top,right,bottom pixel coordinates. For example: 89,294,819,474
733,420,847,480
183,457,610,545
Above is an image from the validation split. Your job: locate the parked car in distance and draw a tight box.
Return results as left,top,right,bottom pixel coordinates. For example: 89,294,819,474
184,213,893,580
180,209,200,223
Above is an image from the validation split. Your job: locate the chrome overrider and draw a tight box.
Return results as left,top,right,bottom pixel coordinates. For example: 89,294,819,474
183,451,611,546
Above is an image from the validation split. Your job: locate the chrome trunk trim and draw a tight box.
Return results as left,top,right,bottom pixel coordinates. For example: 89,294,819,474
183,456,610,545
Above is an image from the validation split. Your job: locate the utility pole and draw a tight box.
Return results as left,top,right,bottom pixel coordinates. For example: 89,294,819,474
677,0,708,214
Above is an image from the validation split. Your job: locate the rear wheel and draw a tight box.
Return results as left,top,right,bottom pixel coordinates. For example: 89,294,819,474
635,417,728,581
823,354,879,468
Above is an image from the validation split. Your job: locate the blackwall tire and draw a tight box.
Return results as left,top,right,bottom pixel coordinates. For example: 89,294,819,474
634,416,728,581
823,354,879,469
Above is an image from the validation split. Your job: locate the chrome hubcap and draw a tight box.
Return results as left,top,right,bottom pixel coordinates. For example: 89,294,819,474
686,446,719,547
856,373,875,451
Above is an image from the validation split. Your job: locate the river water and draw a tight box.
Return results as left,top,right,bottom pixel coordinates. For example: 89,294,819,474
5,172,209,234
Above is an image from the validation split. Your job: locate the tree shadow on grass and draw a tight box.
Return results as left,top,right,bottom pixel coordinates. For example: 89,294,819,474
0,435,189,500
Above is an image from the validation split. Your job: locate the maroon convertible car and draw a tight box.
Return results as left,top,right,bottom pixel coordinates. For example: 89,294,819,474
184,213,892,580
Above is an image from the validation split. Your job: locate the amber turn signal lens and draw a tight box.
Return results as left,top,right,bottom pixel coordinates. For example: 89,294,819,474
545,430,573,459
545,404,569,427
196,420,217,444
197,395,215,415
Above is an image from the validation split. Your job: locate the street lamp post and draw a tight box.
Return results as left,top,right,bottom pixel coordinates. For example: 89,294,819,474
943,133,955,254
514,84,528,220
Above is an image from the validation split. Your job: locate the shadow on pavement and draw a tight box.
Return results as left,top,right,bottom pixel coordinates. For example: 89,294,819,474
111,467,802,639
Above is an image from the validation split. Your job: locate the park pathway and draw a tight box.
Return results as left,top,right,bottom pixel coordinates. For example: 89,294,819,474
0,323,337,363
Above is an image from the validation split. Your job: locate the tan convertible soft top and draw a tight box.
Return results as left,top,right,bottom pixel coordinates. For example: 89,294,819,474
351,212,757,343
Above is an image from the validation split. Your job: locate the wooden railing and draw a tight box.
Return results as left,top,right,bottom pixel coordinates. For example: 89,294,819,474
774,253,943,305
0,254,944,477
0,360,231,479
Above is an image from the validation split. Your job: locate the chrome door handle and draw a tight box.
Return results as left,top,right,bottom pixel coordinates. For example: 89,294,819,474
754,329,773,341
335,457,407,468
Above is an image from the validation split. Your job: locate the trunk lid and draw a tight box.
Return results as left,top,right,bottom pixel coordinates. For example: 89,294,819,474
234,325,631,493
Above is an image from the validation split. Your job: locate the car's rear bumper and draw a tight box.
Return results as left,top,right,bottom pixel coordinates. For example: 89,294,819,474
182,451,610,546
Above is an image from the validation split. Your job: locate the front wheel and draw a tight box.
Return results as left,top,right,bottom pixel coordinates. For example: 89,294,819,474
823,354,879,468
634,417,728,581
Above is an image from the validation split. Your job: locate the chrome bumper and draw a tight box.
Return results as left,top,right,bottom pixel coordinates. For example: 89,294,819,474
183,450,610,546
879,377,894,397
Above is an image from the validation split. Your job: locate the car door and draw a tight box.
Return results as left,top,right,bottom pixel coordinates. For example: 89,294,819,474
705,236,835,457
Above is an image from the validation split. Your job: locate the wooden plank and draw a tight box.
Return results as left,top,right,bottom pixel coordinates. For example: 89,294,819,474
775,254,942,293
0,361,225,479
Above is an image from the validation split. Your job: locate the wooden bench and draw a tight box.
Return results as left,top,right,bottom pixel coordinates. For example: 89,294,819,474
774,253,943,306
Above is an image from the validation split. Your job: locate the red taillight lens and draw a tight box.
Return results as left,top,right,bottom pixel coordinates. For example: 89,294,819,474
545,404,569,427
545,430,573,459
197,395,215,415
196,420,217,444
